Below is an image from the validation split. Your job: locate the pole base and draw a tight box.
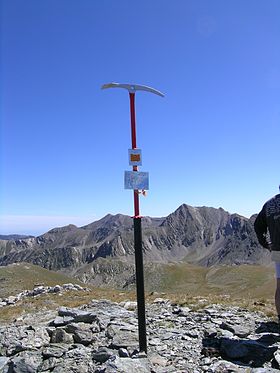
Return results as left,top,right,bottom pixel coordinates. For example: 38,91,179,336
134,217,147,353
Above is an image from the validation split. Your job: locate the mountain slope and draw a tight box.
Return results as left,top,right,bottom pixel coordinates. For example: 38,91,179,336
0,205,271,279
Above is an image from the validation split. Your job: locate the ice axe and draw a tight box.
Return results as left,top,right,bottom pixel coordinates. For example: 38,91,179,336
102,82,164,353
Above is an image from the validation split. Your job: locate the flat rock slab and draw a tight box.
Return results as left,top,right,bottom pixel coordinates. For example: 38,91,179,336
58,307,97,324
104,356,151,373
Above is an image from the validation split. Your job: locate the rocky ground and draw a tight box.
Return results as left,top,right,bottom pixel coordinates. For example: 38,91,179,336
1,295,280,372
0,283,89,308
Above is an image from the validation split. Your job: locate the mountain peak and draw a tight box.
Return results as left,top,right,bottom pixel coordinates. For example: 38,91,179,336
47,224,78,234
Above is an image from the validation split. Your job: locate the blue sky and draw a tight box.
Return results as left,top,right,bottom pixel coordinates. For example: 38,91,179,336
1,0,280,235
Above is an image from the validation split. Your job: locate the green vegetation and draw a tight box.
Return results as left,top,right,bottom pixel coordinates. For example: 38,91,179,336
0,262,277,324
149,262,275,299
0,263,85,298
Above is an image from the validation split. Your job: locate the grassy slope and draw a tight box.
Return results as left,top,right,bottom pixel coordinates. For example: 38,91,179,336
0,263,88,298
0,262,276,323
157,263,275,299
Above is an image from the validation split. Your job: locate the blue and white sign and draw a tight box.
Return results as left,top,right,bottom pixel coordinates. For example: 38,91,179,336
124,171,149,190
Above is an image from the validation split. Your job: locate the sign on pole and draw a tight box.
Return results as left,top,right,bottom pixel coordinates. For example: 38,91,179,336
124,171,149,190
128,149,142,166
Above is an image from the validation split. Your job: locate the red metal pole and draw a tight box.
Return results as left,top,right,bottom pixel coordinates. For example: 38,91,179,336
129,92,137,149
129,92,140,218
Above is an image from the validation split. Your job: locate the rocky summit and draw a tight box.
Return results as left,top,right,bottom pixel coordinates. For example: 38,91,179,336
1,298,280,372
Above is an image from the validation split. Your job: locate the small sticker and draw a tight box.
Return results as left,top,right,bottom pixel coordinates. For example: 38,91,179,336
128,149,142,166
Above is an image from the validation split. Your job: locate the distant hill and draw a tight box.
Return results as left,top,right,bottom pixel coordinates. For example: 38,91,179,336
0,234,34,240
0,204,271,287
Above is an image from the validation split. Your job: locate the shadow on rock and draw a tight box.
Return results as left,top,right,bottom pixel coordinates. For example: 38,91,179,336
255,321,280,334
202,335,278,368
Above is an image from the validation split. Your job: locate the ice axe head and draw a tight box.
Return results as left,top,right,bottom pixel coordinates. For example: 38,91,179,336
101,82,164,97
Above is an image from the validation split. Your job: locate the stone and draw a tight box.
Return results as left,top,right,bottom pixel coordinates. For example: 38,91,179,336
209,359,245,372
110,330,138,349
33,286,47,296
274,350,280,366
92,347,114,363
119,347,130,357
40,357,63,371
0,357,9,371
149,354,168,367
50,328,74,344
153,298,169,304
104,355,151,373
232,325,251,338
6,296,17,305
185,329,199,338
50,316,74,327
220,321,251,338
251,369,280,372
1,298,280,372
65,323,96,345
0,326,50,356
10,351,43,373
51,285,62,293
58,307,97,323
177,306,191,316
120,301,138,311
0,284,87,308
220,338,277,367
42,345,68,358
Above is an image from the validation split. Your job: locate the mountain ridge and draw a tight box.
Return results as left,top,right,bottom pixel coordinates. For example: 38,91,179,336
0,204,271,287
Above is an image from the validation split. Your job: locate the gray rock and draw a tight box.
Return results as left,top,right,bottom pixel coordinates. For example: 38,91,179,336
0,284,87,308
33,286,47,296
209,359,246,372
1,298,280,372
49,345,96,373
274,350,280,366
0,357,9,372
52,359,95,373
149,354,168,367
220,321,251,338
42,345,68,358
50,328,74,344
110,330,139,349
107,323,138,349
58,307,97,323
10,351,43,373
0,326,50,356
119,301,138,311
50,316,74,327
104,355,151,373
177,306,191,316
40,357,63,372
250,369,280,372
153,298,169,304
119,347,130,357
92,347,114,363
6,296,17,305
50,285,62,293
65,323,96,345
220,338,277,366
